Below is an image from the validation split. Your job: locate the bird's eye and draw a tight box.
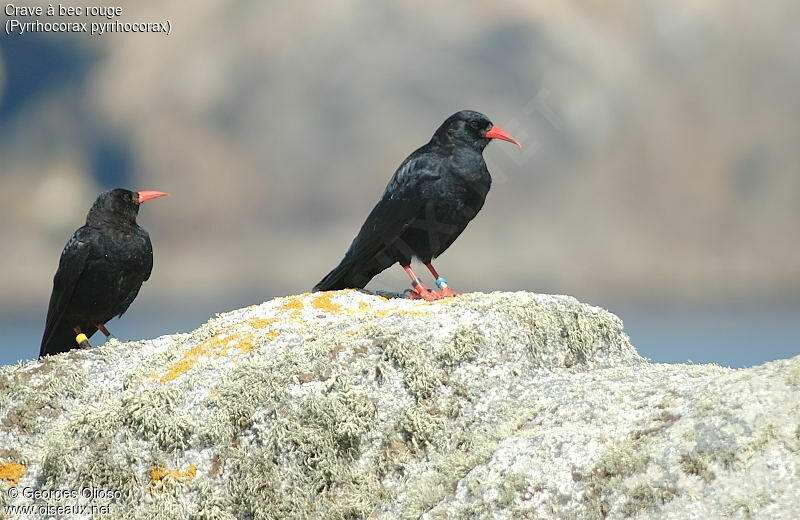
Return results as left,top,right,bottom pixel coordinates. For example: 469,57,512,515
469,121,480,129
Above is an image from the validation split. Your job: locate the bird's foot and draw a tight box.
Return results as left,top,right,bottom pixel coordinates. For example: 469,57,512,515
407,283,443,301
432,277,460,298
401,266,443,301
436,287,461,298
409,289,443,301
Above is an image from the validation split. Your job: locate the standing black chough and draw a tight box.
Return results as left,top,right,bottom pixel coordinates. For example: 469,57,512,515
314,110,520,300
40,188,168,357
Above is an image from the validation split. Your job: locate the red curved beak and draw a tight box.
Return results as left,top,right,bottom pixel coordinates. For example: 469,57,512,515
485,125,522,148
137,190,169,204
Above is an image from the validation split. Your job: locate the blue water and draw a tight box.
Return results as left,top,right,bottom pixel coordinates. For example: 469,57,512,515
616,307,799,368
1,306,797,368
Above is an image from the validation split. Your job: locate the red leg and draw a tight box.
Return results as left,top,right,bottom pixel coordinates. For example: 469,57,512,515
96,324,112,337
402,265,442,301
73,326,92,349
424,263,461,298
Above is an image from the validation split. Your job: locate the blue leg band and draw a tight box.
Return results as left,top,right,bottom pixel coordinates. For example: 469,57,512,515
435,277,448,289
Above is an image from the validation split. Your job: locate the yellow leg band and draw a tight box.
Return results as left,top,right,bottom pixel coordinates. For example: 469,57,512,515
75,333,89,345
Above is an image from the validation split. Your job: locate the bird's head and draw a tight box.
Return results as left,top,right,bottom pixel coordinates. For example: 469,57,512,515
433,110,521,151
87,188,169,226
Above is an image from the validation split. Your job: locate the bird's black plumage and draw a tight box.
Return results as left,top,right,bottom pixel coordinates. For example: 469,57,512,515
314,110,518,293
40,188,163,357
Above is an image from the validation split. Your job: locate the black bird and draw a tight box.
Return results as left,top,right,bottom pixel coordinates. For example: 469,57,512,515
40,188,168,357
314,110,520,300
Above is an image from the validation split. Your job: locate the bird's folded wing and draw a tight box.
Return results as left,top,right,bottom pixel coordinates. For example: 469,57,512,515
116,245,152,319
41,228,94,348
344,155,441,266
343,196,424,267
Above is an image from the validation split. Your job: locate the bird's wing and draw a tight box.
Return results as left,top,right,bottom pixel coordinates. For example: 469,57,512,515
116,232,153,318
343,154,441,266
40,227,95,350
142,232,154,282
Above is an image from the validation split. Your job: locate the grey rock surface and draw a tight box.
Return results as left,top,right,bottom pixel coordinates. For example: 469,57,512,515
0,291,797,519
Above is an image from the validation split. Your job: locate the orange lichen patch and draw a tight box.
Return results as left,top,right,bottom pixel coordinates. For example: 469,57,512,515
150,463,197,485
345,330,358,335
311,292,344,313
157,329,254,383
279,297,306,313
0,462,25,486
236,337,255,354
374,308,432,319
358,301,371,312
263,330,281,341
247,317,278,329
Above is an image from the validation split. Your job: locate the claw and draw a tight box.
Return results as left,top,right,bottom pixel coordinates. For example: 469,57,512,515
437,287,461,298
409,287,443,301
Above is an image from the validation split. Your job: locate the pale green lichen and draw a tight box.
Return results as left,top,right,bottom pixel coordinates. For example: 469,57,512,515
580,437,653,517
746,424,778,454
125,492,191,520
460,292,637,368
72,440,142,496
189,478,237,520
273,378,377,464
706,423,780,472
679,451,715,482
496,471,529,507
373,334,444,398
724,492,774,519
0,483,8,509
124,343,186,388
224,378,384,520
68,401,124,441
40,434,79,484
398,404,449,452
435,326,484,366
621,482,678,516
121,387,195,451
0,362,87,433
401,405,541,519
201,357,289,445
786,358,800,387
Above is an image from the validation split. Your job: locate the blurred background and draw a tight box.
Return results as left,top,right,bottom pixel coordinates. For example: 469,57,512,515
1,0,798,366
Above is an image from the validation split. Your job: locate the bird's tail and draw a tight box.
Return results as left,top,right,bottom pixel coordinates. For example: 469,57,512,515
40,325,97,357
313,259,369,292
313,254,395,292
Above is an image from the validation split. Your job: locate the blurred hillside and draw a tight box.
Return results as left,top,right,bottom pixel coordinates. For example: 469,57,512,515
1,0,799,317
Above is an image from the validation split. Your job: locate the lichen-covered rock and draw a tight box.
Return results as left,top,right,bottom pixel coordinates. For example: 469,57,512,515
0,291,797,519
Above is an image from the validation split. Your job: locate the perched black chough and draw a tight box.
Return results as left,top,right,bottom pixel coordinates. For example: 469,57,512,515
40,188,168,357
314,110,520,300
